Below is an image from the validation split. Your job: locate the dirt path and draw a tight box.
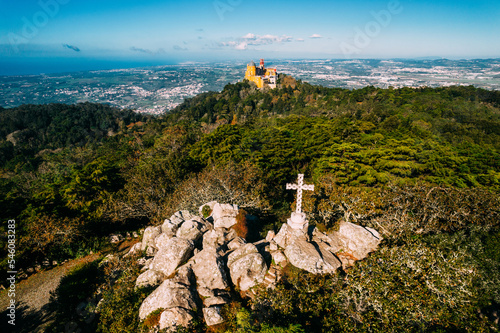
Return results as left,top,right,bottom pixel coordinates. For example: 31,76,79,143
0,253,100,333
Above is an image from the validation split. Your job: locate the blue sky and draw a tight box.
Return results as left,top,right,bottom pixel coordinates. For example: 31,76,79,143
0,0,499,74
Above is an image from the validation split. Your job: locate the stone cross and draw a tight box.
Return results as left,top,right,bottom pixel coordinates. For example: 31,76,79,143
286,174,314,214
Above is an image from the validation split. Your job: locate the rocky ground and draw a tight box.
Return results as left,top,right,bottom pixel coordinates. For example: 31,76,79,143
128,201,381,331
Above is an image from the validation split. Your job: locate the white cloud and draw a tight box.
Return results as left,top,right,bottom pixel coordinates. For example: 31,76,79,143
235,42,248,50
296,38,305,42
220,33,294,50
242,33,256,40
309,34,323,39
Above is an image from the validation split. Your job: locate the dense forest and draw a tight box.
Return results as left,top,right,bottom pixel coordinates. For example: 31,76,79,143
1,80,499,332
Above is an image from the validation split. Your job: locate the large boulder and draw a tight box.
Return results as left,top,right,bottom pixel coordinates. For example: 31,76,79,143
327,221,382,266
227,244,267,291
202,229,226,251
212,203,239,229
135,269,163,288
159,307,195,331
138,279,197,320
191,249,229,290
176,220,203,243
284,235,341,274
190,216,213,233
203,295,230,307
141,226,162,252
203,306,224,326
169,210,194,226
161,219,179,237
227,237,246,250
270,250,288,267
169,265,195,286
273,223,294,249
150,238,194,277
155,233,173,251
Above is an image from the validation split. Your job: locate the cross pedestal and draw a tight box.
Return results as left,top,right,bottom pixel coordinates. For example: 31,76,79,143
287,212,308,230
286,174,314,230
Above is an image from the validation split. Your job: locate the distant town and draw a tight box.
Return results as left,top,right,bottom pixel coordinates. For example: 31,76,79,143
1,59,499,115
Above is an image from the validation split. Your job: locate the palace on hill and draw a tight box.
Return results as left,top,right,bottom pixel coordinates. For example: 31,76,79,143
244,59,277,89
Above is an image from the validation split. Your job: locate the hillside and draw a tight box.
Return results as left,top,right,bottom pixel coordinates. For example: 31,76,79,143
1,81,499,332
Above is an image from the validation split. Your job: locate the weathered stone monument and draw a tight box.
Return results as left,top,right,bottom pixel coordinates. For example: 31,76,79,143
286,174,314,230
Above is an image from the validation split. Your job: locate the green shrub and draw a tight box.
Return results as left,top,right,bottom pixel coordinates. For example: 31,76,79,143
202,205,212,218
97,258,151,333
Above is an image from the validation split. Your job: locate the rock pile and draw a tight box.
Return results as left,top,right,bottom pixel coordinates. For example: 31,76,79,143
130,202,381,331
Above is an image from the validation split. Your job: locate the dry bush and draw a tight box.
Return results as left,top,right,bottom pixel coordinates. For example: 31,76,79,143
231,209,249,239
309,174,500,237
163,162,270,217
306,174,384,230
143,308,163,328
372,184,500,237
20,211,84,257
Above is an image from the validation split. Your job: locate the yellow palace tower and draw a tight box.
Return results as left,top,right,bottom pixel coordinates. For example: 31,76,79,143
245,59,277,89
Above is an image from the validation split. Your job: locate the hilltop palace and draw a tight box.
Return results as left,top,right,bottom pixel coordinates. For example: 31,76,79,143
244,59,277,89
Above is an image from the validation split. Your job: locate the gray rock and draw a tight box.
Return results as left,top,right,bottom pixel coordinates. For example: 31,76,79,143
138,257,152,269
327,221,382,266
284,236,341,274
273,223,293,249
161,219,179,237
225,228,238,243
192,249,229,290
155,233,173,251
202,230,225,250
125,242,142,257
139,279,197,320
227,237,246,251
176,220,203,243
146,246,157,257
150,238,194,277
203,306,224,326
109,234,123,244
169,265,194,286
203,295,230,307
227,243,258,267
159,307,195,331
135,270,162,288
271,250,288,267
197,286,215,298
141,226,162,252
170,215,184,226
266,230,276,241
212,203,239,229
190,216,213,233
227,244,267,291
170,210,194,225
